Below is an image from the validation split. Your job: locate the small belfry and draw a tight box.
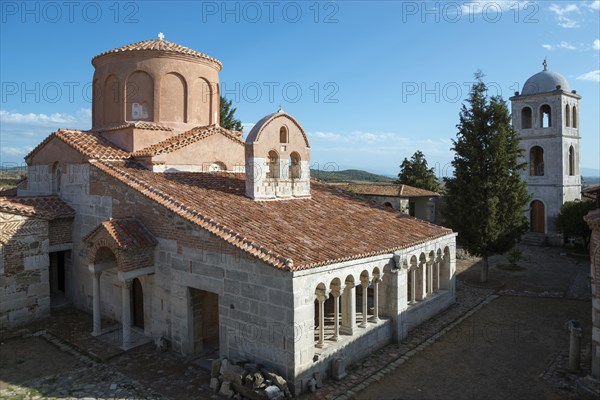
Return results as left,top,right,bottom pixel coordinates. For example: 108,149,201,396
244,109,311,200
510,59,581,242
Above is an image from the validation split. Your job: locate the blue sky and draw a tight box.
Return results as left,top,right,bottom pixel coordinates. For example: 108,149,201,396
1,1,599,178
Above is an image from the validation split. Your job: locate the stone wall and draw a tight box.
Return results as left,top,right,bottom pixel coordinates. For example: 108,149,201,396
0,212,50,329
585,209,600,379
49,218,73,247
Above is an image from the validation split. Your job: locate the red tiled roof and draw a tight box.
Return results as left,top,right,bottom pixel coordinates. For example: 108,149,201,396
337,183,439,198
84,217,157,250
132,126,243,157
0,196,75,219
90,160,452,271
25,129,130,162
91,121,173,133
92,39,222,70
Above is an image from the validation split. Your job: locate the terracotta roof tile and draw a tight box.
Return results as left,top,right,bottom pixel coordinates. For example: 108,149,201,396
25,129,131,162
84,217,157,250
91,160,452,271
0,196,75,219
90,121,173,133
338,183,439,198
93,39,222,70
132,126,243,157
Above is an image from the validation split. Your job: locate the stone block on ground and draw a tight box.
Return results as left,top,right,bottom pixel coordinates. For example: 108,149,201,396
222,364,246,385
211,359,222,378
210,377,221,392
219,380,234,397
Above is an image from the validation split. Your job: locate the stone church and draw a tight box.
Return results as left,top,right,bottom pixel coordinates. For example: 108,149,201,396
0,36,456,394
510,60,581,244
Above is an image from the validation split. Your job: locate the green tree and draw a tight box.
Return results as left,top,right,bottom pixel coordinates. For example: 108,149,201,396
444,72,530,283
556,200,596,251
219,96,242,131
396,150,442,193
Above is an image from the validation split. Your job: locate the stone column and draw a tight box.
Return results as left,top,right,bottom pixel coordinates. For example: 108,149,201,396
340,282,356,335
315,291,328,348
419,262,427,301
331,285,343,341
435,258,441,291
427,262,433,296
359,278,369,328
410,268,416,304
372,276,382,322
121,279,132,350
91,270,102,336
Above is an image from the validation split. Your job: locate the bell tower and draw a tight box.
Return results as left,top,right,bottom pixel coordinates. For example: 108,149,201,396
245,110,311,200
510,59,581,243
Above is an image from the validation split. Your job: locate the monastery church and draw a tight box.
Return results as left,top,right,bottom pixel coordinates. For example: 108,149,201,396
3,35,468,393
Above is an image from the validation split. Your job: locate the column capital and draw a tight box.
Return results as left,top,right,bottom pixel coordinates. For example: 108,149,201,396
122,278,132,289
331,285,345,297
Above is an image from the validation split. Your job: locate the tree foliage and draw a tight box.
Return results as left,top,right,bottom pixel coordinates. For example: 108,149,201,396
556,200,596,250
219,96,242,131
396,150,442,193
443,72,530,282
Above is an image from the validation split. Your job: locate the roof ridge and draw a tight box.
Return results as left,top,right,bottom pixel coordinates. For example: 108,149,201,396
92,38,222,69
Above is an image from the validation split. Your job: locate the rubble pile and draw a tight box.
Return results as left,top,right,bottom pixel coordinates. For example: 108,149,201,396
210,358,293,399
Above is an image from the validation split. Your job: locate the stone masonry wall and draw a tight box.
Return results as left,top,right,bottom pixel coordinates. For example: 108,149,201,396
0,212,50,329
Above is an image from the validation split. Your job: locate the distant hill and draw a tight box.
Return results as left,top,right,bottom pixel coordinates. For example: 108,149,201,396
311,169,395,183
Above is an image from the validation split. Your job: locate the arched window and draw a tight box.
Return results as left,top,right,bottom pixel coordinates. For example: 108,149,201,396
540,104,551,128
521,107,532,129
268,150,279,178
568,146,575,176
572,106,577,128
280,126,288,143
289,152,301,179
51,162,61,194
529,146,544,176
565,104,570,127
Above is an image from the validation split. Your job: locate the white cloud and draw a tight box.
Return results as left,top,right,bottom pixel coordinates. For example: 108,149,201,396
576,70,600,82
0,108,91,128
588,1,600,11
0,146,34,157
594,39,600,50
541,41,577,51
549,3,581,28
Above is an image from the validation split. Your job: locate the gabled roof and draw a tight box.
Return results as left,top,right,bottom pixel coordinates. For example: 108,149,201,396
92,39,222,70
246,111,310,147
0,196,75,219
131,125,243,157
339,183,439,198
25,129,130,162
90,160,452,271
83,217,157,250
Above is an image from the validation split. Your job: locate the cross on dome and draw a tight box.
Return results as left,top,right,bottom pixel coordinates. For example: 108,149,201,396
543,57,548,71
158,32,165,41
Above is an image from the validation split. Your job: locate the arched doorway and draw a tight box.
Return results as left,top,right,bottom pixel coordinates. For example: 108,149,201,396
530,200,545,233
131,278,144,329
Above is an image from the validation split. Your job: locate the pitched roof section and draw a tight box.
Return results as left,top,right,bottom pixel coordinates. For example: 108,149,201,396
90,121,174,133
338,183,439,198
84,217,157,250
132,125,243,157
92,39,222,70
246,111,310,147
90,160,452,271
0,196,75,219
25,129,130,162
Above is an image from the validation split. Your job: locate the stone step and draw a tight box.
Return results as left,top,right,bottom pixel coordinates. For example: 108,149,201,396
521,233,547,246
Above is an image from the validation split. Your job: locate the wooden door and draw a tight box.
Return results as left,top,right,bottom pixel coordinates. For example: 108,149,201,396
530,200,545,233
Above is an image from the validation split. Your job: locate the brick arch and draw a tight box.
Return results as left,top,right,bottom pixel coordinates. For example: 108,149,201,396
87,238,124,270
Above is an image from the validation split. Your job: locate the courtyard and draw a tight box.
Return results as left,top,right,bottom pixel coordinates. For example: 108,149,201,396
0,244,593,399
